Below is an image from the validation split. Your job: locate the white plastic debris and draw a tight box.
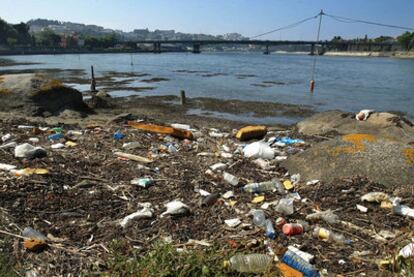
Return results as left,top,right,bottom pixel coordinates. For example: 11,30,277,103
1,133,12,142
393,197,414,219
290,173,301,185
14,143,45,158
28,137,39,143
222,145,231,152
224,218,241,228
356,204,368,213
209,131,226,138
361,192,390,203
161,200,190,217
243,141,275,159
122,142,140,150
171,123,191,130
287,246,314,263
0,141,17,149
306,209,339,224
198,189,211,197
210,163,227,171
399,242,414,258
253,158,271,170
51,143,65,149
220,152,233,159
338,259,346,265
306,180,319,186
223,172,239,186
120,204,154,228
275,198,294,215
356,109,375,121
275,156,288,161
222,191,235,199
0,163,17,171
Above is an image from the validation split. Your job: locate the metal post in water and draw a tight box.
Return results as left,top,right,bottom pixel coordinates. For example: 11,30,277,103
90,65,97,92
180,90,186,105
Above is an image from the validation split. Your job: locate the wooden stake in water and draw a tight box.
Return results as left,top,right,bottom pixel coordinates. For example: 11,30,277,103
90,65,97,92
180,90,186,105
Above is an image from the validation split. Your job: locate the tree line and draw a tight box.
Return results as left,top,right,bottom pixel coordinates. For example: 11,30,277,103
0,18,119,49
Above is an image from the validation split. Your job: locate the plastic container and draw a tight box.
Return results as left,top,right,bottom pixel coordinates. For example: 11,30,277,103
48,133,64,141
243,180,283,193
223,172,239,186
281,250,320,277
251,209,266,227
130,178,154,188
224,254,273,273
283,223,304,236
265,219,276,239
313,227,351,245
275,198,294,215
14,143,47,159
243,141,275,159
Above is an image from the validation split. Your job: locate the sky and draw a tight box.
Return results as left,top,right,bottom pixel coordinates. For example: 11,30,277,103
1,0,413,40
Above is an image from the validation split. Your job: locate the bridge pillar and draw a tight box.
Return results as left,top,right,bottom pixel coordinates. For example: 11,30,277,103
263,45,270,55
153,42,161,53
192,43,201,54
310,43,315,56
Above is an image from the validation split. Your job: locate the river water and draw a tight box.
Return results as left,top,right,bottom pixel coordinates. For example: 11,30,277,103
2,52,414,120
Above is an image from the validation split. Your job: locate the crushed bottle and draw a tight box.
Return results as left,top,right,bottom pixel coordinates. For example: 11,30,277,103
224,254,273,273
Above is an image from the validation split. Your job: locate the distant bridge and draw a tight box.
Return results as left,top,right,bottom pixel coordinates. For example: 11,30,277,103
130,40,396,54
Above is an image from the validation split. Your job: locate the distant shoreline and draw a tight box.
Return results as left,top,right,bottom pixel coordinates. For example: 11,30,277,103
1,49,413,59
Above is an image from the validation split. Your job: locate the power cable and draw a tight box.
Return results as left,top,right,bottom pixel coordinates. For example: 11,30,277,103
324,13,414,31
250,13,320,39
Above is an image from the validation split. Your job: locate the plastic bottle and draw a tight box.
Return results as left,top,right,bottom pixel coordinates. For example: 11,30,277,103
265,219,276,239
313,227,351,245
251,210,276,239
243,179,283,193
281,250,320,277
224,254,273,273
223,172,239,186
251,209,266,227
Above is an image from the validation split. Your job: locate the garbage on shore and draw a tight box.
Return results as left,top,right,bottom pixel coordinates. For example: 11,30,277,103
0,120,412,276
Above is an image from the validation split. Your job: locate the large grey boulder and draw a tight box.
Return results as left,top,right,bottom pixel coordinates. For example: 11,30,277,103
0,73,89,116
283,111,414,186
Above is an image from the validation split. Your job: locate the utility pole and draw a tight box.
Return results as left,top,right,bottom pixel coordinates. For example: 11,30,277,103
310,9,324,93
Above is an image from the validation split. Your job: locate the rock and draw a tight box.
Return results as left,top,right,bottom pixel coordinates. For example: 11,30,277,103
296,110,414,143
0,73,89,116
282,134,414,186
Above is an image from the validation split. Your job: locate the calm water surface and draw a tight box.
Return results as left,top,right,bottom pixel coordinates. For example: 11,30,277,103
2,52,414,120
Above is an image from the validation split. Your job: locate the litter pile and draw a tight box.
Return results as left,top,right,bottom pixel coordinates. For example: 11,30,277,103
0,117,413,275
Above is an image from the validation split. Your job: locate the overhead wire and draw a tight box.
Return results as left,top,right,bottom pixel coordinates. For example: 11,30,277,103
250,13,320,39
324,13,414,31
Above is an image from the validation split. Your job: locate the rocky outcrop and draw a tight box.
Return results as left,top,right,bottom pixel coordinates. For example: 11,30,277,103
296,110,414,143
283,111,414,186
0,73,89,116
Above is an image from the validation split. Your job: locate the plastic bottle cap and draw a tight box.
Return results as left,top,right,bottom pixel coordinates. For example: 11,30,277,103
223,260,230,269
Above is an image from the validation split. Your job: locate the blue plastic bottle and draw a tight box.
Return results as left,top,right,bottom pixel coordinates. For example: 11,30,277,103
281,250,320,277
